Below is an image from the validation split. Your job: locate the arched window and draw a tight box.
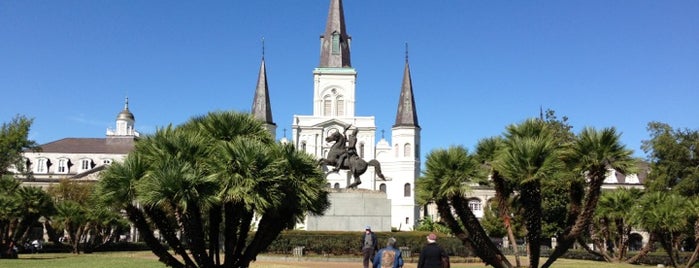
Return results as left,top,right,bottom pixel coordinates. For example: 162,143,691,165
468,198,482,212
326,183,331,188
404,143,411,157
323,95,332,116
359,142,365,158
394,144,399,157
336,96,344,116
404,183,411,197
379,183,386,193
301,141,307,152
334,183,340,189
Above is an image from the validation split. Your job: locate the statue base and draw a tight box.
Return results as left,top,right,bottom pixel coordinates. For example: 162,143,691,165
305,189,392,232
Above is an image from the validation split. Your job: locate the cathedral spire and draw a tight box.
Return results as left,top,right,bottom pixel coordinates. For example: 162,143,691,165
319,0,351,68
252,39,275,126
394,44,419,128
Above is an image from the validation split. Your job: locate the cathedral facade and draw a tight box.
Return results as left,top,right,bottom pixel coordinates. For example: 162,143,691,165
251,0,421,230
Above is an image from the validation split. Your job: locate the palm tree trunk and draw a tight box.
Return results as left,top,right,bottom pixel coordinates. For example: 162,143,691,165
521,181,542,268
144,206,196,268
452,196,513,268
493,171,521,267
208,204,222,266
125,205,184,268
223,202,243,268
184,201,213,268
659,234,678,268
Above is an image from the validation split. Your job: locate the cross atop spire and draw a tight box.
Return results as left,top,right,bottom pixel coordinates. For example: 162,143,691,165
394,52,419,128
319,0,351,68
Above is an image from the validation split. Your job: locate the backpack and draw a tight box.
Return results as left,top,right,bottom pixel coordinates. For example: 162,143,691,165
380,249,396,267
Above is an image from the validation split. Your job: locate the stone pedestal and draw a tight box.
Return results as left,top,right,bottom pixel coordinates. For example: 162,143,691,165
305,189,392,232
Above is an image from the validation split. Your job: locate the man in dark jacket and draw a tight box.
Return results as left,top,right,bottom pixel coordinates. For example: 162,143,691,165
361,226,378,268
417,233,448,268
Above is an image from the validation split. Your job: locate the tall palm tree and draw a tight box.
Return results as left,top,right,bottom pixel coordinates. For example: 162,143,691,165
543,127,634,268
496,119,562,268
417,146,512,268
475,137,522,267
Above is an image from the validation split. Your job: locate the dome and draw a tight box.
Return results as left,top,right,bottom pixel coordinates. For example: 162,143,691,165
117,108,135,121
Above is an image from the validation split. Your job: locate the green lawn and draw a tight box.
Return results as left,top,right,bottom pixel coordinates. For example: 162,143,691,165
0,251,659,268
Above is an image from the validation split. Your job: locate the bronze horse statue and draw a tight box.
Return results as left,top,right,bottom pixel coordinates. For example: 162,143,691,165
318,131,386,188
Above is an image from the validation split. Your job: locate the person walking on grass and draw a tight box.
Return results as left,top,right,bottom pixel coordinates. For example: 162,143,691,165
417,233,449,268
361,226,378,268
373,237,404,268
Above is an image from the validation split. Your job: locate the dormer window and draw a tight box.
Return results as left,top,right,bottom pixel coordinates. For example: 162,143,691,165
35,158,48,174
57,158,69,174
79,159,93,172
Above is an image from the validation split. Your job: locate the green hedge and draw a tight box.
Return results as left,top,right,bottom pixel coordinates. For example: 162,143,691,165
263,231,472,257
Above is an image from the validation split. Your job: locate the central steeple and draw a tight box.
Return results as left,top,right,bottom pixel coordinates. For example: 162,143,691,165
319,0,351,68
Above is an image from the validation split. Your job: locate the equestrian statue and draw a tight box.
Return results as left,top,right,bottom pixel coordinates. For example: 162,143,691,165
318,124,386,189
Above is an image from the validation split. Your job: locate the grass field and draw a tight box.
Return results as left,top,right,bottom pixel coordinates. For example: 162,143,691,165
0,251,656,268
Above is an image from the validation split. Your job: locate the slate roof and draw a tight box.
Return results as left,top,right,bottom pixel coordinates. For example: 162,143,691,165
35,137,135,154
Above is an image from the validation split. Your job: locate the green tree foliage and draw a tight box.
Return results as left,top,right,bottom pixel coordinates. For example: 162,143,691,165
642,121,699,196
98,111,329,268
417,145,513,268
0,115,39,176
47,179,127,254
589,188,644,262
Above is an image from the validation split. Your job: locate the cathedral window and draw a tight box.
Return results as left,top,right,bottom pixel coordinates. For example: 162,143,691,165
334,183,340,189
379,183,386,193
336,96,344,116
301,141,307,152
394,144,399,157
359,142,365,158
326,183,331,188
323,95,332,116
404,143,411,157
404,183,411,197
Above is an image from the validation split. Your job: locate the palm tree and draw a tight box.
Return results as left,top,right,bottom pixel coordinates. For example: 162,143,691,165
496,119,562,268
629,192,690,267
475,137,522,267
542,127,634,267
591,188,642,262
685,197,699,268
417,146,513,268
12,186,54,243
98,152,188,268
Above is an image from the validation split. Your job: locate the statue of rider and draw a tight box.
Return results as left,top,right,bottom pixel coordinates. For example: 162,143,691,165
334,124,359,172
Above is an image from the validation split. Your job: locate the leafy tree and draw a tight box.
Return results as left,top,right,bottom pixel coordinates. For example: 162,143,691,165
98,111,329,268
417,145,512,268
0,115,39,176
642,121,699,196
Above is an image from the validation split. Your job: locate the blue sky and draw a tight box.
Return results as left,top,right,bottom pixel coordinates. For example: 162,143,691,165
1,0,697,160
